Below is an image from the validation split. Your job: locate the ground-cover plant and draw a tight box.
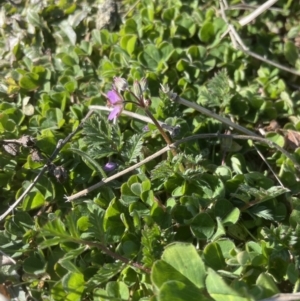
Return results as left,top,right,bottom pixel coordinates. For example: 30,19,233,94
1,0,300,300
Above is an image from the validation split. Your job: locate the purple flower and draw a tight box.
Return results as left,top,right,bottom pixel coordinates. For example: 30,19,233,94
106,89,124,121
104,162,117,172
108,106,123,120
107,90,121,105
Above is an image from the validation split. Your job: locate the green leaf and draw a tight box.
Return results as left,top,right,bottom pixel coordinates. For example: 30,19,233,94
104,199,126,241
190,213,215,240
172,182,186,197
227,224,248,241
59,258,82,274
265,132,285,147
142,179,151,191
142,224,162,267
138,44,161,70
106,281,129,299
176,59,189,72
121,183,140,204
141,189,154,205
159,42,175,61
59,21,77,45
216,239,236,259
162,243,206,289
23,253,46,275
123,134,144,164
284,41,298,66
158,280,209,301
22,191,45,210
122,19,138,34
88,262,124,285
5,211,34,236
175,14,196,38
39,237,68,249
162,7,176,23
51,282,66,301
27,10,44,28
89,204,105,242
131,183,142,196
199,22,214,42
211,217,226,241
206,269,254,301
214,199,240,226
19,73,39,90
41,216,67,237
77,216,90,231
203,242,226,270
62,272,85,298
256,272,280,297
120,34,137,56
61,54,77,66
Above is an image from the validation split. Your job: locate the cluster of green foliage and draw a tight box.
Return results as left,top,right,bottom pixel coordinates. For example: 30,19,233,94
1,0,300,300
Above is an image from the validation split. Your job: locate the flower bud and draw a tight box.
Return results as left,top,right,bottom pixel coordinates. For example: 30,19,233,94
113,77,128,92
139,78,148,92
160,83,170,94
144,99,151,107
133,80,143,100
104,162,117,172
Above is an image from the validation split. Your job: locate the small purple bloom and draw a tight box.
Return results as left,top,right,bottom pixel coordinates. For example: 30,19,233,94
143,125,149,132
104,162,117,172
106,89,124,121
108,105,123,120
107,90,121,105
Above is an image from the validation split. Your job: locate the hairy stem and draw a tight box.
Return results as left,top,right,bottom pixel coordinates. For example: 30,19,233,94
144,108,185,172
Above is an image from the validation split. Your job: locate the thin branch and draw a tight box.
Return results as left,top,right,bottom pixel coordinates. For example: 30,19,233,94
166,90,257,136
253,144,284,186
242,48,300,77
226,4,283,13
66,145,172,202
90,105,180,137
219,0,300,77
89,105,156,124
175,133,300,171
98,95,176,153
257,292,300,301
91,102,290,183
123,0,141,18
144,107,180,159
67,132,296,202
0,110,95,221
238,0,279,27
76,239,150,273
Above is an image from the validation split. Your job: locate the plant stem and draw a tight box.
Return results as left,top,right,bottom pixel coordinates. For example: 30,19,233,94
77,239,150,273
144,108,173,147
144,108,185,172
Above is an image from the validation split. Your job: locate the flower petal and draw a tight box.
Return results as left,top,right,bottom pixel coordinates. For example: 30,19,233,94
104,162,117,172
107,90,121,105
108,105,123,120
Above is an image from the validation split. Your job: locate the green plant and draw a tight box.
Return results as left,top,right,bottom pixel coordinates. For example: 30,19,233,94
1,0,300,300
